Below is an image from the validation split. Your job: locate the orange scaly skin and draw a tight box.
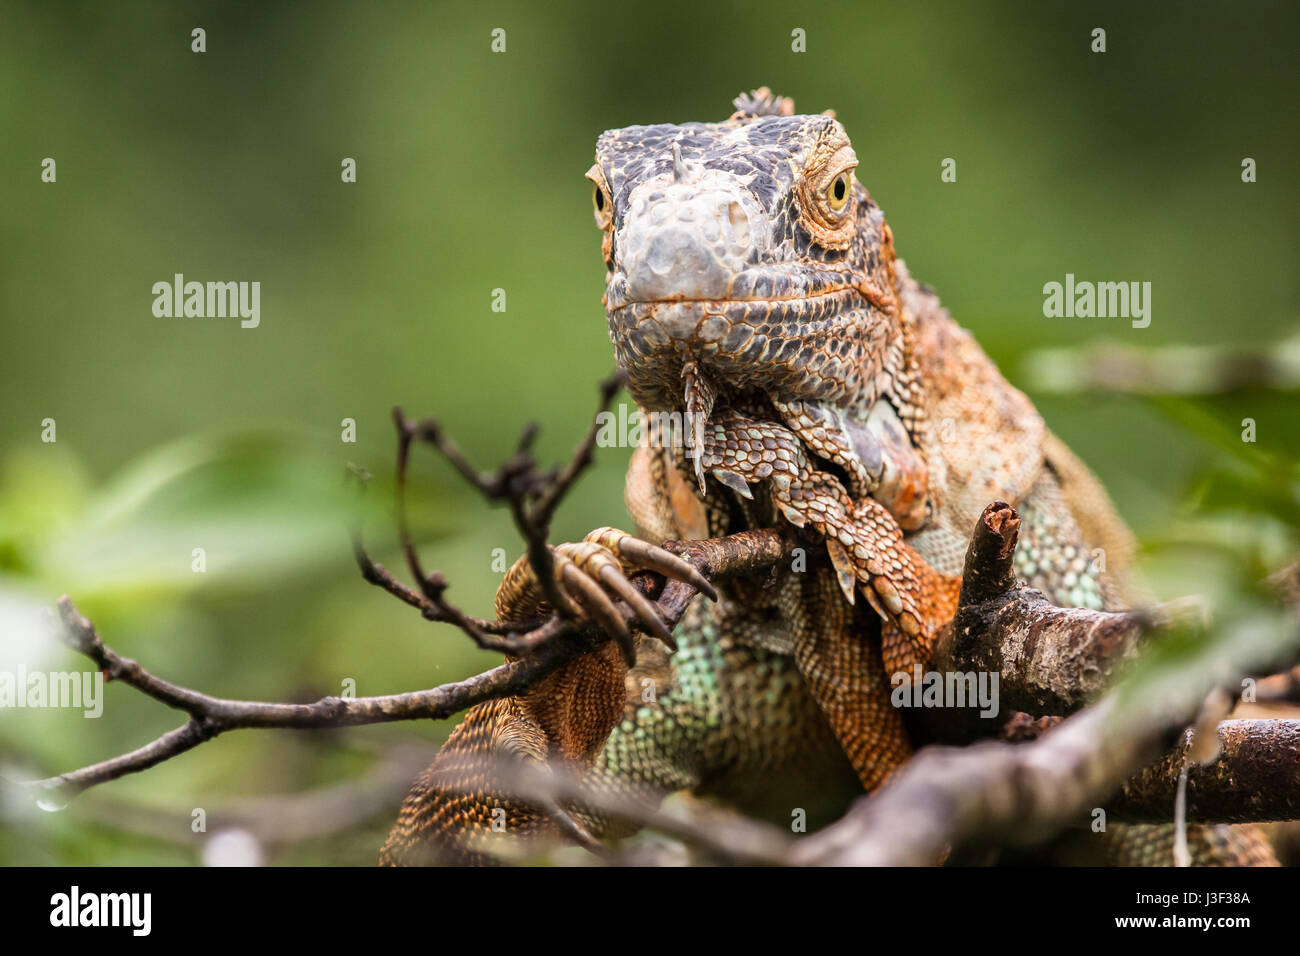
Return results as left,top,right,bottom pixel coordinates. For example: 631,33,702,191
380,90,1275,866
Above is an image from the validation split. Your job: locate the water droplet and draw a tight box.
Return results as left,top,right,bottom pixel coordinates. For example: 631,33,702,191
36,784,69,812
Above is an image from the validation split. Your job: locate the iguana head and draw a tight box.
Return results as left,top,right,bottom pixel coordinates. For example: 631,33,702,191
588,88,902,420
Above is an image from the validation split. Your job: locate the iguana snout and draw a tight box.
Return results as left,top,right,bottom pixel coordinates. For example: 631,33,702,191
586,94,901,419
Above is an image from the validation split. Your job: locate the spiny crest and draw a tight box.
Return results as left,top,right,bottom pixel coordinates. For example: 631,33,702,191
729,87,795,121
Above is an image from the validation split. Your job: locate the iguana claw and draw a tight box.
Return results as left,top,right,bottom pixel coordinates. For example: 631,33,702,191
496,527,717,666
587,527,718,602
552,546,639,664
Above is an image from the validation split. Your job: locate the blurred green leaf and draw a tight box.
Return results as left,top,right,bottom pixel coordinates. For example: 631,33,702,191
9,434,392,601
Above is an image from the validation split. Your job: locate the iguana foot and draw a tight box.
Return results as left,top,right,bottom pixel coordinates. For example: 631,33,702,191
495,527,716,664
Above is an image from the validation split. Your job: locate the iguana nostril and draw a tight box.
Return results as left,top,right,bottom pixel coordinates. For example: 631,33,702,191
728,202,750,246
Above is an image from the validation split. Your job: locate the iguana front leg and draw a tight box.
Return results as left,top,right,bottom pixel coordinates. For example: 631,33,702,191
700,408,959,672
697,408,959,788
379,529,711,865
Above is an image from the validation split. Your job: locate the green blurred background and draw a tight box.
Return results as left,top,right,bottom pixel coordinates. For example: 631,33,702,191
0,1,1296,864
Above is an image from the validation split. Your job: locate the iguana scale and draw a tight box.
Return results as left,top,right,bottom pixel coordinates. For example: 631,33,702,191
380,89,1276,866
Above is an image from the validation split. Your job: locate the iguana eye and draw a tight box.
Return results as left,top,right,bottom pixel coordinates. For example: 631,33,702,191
827,171,852,212
590,175,613,229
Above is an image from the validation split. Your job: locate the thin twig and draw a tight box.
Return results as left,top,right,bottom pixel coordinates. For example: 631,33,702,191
20,527,783,803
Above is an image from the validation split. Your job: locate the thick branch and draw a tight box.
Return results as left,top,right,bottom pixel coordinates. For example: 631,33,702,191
794,699,1136,865
1111,718,1300,823
793,503,1300,865
794,688,1297,865
935,500,1161,715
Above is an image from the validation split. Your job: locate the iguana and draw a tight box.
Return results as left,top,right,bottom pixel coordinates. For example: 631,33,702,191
380,89,1276,866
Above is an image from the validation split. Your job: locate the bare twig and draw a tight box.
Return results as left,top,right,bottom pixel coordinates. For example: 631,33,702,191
19,526,784,803
348,504,529,647
413,751,795,866
388,371,625,628
20,595,599,800
350,375,625,652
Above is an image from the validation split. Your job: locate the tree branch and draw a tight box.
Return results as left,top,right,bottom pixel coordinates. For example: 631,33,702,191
19,525,786,803
790,504,1300,865
1111,718,1300,823
17,383,1300,864
934,500,1190,716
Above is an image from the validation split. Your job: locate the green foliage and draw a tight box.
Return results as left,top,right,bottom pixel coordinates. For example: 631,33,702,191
1111,396,1300,725
0,0,1294,864
2,434,387,601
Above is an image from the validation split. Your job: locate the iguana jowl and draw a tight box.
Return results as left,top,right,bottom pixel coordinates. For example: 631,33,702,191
380,89,1275,866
